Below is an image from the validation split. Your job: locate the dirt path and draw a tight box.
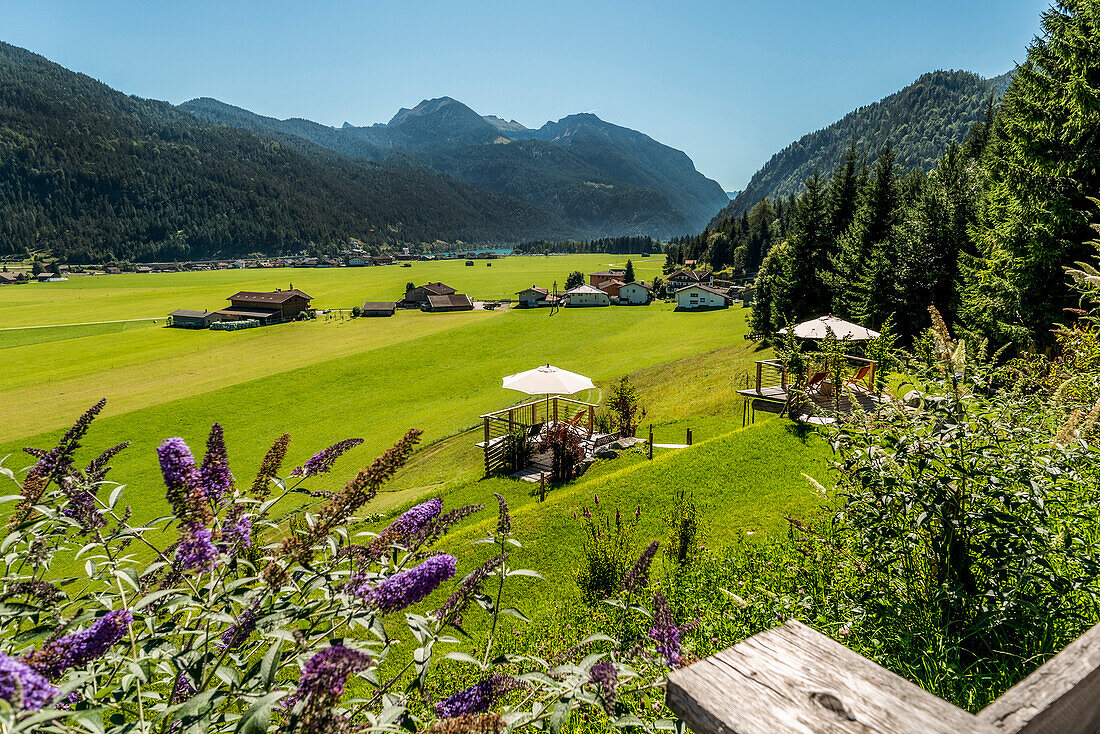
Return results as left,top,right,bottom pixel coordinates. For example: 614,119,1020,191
0,317,159,331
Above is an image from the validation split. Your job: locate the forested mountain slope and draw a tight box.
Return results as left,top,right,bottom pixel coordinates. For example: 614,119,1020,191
180,97,729,238
0,43,571,262
715,70,1012,221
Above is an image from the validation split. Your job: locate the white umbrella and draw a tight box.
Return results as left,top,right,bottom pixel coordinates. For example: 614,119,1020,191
502,364,596,396
778,315,880,341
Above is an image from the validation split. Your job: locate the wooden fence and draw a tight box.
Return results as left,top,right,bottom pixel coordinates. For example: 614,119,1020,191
665,618,1100,733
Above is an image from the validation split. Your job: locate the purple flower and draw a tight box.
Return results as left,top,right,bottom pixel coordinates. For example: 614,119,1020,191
622,541,659,594
588,661,618,715
435,676,524,718
290,438,364,478
494,493,511,536
219,601,259,652
285,644,373,711
0,653,56,711
159,437,201,512
199,424,233,501
351,555,457,614
23,610,133,679
387,498,443,537
436,553,507,627
176,524,216,571
221,508,252,553
60,477,107,535
648,593,681,668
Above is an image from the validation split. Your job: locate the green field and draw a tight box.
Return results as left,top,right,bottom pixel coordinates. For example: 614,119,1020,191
0,255,796,533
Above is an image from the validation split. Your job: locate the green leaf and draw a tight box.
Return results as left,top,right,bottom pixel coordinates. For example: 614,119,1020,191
260,642,283,689
235,691,285,734
443,651,484,668
549,698,572,734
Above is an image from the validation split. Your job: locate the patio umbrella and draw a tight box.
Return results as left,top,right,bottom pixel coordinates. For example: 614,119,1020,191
778,315,880,341
502,364,596,419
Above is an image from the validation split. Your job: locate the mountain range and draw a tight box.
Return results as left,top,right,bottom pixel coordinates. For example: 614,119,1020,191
714,69,1014,222
180,96,730,238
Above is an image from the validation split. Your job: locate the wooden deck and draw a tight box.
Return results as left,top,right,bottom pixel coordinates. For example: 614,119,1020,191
739,384,885,423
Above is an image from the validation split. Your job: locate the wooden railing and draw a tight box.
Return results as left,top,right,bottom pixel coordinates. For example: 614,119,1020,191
665,618,1100,733
751,355,877,394
479,396,597,476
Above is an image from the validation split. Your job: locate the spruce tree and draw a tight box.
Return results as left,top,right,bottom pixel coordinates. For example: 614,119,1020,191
624,259,635,283
786,169,832,318
963,0,1100,348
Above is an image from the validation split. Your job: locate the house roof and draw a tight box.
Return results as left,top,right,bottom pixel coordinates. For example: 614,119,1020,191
361,301,397,311
668,269,712,281
676,284,728,298
228,289,312,304
517,286,549,295
169,309,211,319
621,281,651,291
0,272,17,282
427,293,473,309
566,284,608,295
597,279,626,292
414,282,456,296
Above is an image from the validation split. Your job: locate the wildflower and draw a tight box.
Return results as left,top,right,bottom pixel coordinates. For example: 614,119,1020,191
284,644,372,713
588,661,618,715
250,433,291,500
436,554,507,627
176,524,216,571
158,437,212,527
426,713,504,734
388,497,443,537
435,676,524,718
622,540,659,594
219,601,259,652
634,507,640,519
493,493,511,535
593,493,600,506
22,609,133,679
290,438,364,478
572,511,577,520
82,441,130,483
220,507,252,554
0,653,56,711
583,507,592,518
199,423,233,501
351,555,457,614
59,476,107,535
648,593,682,668
12,399,107,528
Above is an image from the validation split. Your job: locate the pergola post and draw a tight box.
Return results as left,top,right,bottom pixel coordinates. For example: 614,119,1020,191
483,417,491,477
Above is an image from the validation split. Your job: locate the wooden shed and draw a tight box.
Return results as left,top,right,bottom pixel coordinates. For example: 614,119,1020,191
361,301,397,317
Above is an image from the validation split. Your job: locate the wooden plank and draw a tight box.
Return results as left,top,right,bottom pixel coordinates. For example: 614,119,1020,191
979,622,1100,733
665,620,992,734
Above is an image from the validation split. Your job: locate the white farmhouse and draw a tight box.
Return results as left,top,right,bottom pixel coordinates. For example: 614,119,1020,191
516,286,550,307
564,284,611,307
619,282,651,305
676,284,729,310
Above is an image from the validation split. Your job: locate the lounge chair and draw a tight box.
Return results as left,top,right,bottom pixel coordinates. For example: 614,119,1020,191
845,365,872,391
804,371,828,395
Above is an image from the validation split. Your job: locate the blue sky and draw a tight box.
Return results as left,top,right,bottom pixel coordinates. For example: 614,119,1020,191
1,0,1046,190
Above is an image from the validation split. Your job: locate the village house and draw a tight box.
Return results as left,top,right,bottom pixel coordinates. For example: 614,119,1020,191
597,279,626,302
588,269,626,287
370,255,395,266
215,289,313,325
168,309,221,329
565,284,611,307
360,301,397,317
666,269,714,294
516,286,550,308
425,293,474,312
676,284,729,310
347,256,368,267
618,281,652,305
402,282,456,307
0,272,19,285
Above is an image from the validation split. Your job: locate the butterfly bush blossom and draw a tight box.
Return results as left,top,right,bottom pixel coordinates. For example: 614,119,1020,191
285,644,373,712
22,609,133,680
648,593,682,668
158,437,216,571
0,653,56,711
291,438,364,478
350,555,457,614
435,675,524,718
588,661,618,715
199,423,233,501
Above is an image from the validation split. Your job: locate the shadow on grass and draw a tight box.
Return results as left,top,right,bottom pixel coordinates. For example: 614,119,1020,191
784,420,816,444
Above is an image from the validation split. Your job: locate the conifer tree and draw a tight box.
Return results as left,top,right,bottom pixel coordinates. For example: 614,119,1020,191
624,259,635,283
963,0,1100,348
786,170,832,317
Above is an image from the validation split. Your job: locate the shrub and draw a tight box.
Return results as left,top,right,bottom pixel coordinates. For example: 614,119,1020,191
663,490,699,567
0,402,683,733
540,415,584,482
502,427,532,474
575,506,639,603
351,305,362,318
564,270,585,290
607,376,646,438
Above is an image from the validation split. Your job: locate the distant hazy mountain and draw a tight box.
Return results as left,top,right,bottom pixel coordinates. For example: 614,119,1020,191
725,191,741,200
180,96,729,238
716,70,1013,222
0,42,571,262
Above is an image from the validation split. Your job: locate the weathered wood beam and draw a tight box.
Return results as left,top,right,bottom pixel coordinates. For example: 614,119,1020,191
978,621,1100,734
665,620,992,734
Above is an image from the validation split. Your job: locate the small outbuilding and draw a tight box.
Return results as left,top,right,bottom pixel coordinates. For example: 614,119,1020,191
168,309,221,329
0,272,18,285
425,293,474,312
361,301,397,317
675,284,729,310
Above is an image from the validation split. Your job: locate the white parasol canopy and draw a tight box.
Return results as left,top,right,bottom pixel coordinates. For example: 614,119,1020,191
502,364,596,396
778,315,881,341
